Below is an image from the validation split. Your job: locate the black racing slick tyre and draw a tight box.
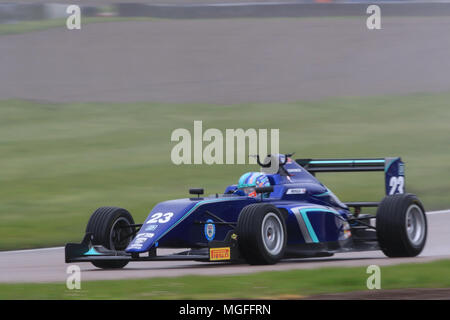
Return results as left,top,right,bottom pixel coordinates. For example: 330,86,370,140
376,193,427,257
237,203,287,265
85,207,135,269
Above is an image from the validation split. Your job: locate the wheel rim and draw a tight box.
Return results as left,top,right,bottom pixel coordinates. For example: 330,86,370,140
405,204,426,247
110,217,132,250
261,212,284,256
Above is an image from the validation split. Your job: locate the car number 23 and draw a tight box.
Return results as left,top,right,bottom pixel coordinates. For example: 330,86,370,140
146,212,174,224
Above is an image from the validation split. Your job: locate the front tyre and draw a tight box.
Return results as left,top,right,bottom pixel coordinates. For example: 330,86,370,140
85,206,135,269
237,204,287,265
376,193,427,257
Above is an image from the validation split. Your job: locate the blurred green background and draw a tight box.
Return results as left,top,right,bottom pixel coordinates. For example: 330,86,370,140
0,93,449,250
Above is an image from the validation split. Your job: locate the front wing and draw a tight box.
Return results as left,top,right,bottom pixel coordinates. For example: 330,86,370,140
65,231,241,263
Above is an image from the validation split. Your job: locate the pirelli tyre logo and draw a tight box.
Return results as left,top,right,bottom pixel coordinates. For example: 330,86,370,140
209,247,231,261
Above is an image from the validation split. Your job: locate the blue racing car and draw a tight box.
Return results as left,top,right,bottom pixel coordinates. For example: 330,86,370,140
65,154,427,268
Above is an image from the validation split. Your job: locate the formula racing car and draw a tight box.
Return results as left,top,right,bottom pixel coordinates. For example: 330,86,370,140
65,154,427,268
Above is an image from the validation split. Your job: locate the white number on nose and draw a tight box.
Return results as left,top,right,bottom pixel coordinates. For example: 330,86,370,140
147,212,174,224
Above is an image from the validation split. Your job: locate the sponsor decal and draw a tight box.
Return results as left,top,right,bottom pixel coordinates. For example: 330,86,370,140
136,233,155,239
128,242,144,250
342,221,352,240
209,247,231,261
231,233,238,241
248,190,257,198
286,188,306,195
128,233,155,250
287,168,302,173
399,162,405,176
145,225,158,232
204,219,216,241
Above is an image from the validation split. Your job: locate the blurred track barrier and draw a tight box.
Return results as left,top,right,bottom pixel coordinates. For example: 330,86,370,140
0,3,99,24
115,2,450,19
3,1,450,23
0,3,44,23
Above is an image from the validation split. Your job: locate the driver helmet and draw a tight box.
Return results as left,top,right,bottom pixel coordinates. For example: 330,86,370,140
236,172,271,197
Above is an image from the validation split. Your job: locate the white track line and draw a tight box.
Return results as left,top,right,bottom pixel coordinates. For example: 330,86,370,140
0,246,64,254
426,209,450,215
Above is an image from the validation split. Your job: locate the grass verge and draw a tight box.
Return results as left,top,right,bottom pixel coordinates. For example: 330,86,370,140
0,259,449,299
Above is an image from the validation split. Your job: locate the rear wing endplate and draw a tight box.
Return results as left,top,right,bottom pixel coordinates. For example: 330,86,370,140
296,157,405,196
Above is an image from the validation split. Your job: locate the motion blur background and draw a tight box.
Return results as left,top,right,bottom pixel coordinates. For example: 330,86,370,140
1,0,449,252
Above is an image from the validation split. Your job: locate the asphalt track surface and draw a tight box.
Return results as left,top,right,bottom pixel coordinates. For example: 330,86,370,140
0,210,448,283
2,16,450,103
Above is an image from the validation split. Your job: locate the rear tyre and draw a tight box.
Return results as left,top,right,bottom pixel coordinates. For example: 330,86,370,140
237,203,287,265
376,193,427,257
85,206,135,269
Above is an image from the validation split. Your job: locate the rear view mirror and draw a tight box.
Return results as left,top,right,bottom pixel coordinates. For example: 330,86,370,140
255,186,274,194
189,188,204,197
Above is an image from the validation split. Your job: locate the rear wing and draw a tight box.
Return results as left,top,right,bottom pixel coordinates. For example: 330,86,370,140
295,157,405,196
